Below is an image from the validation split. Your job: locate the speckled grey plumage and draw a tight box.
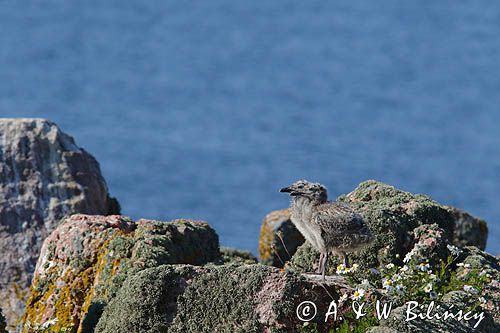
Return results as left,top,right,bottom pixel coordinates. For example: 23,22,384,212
280,180,372,278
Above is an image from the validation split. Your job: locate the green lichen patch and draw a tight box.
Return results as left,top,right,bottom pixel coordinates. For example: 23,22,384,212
220,247,258,265
22,216,222,333
95,264,351,333
169,264,271,332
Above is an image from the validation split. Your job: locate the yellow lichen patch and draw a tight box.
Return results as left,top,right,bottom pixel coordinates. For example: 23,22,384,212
258,220,274,263
258,209,291,264
21,232,127,333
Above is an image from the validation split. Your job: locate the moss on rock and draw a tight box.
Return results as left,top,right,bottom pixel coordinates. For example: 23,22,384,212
374,290,497,332
288,180,455,275
22,215,221,333
220,247,258,265
95,264,351,333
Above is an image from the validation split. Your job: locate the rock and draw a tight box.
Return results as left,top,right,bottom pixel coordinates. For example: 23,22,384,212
406,223,449,266
368,245,500,333
16,178,500,332
0,309,6,333
288,180,456,274
446,206,488,250
0,118,119,324
374,291,497,332
259,209,304,267
220,247,258,265
21,214,220,333
95,264,353,333
458,247,500,324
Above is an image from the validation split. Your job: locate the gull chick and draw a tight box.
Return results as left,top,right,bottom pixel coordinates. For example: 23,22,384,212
280,180,372,278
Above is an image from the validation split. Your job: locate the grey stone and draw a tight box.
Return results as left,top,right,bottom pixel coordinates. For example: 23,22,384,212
446,206,488,250
0,118,118,325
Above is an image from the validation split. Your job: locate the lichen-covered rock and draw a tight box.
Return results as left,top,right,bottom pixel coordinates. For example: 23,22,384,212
0,118,119,324
458,247,500,324
220,247,258,265
21,214,220,333
95,264,353,333
0,309,6,333
367,245,500,333
372,291,497,333
259,208,304,267
288,180,456,275
407,223,449,266
446,206,488,250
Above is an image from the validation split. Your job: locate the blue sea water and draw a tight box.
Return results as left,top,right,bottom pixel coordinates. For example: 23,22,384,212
1,1,499,255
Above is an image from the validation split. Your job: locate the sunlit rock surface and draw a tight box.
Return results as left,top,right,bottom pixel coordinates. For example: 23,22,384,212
21,214,220,333
0,118,118,325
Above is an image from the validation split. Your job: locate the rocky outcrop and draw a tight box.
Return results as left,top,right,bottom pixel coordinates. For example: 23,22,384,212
21,214,220,333
18,180,500,332
288,180,459,274
265,182,489,272
0,118,119,325
446,206,488,250
95,264,352,333
369,247,500,332
258,209,304,267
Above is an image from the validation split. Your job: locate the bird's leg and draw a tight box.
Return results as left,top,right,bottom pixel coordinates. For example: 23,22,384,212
342,252,350,268
321,252,328,281
317,252,324,274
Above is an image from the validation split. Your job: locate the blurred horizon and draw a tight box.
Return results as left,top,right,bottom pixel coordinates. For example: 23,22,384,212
1,1,499,254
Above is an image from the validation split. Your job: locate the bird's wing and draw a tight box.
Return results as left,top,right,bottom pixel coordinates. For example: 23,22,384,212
313,202,371,248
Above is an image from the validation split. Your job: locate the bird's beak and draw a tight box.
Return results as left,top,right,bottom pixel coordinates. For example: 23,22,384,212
280,186,301,196
280,186,292,193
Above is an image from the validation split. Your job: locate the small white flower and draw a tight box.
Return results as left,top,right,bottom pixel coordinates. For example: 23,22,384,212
336,264,346,274
401,265,409,273
395,284,405,295
456,262,470,268
403,252,413,263
352,288,366,300
383,278,394,291
424,283,433,293
361,279,371,286
429,291,438,300
463,285,479,294
386,263,395,269
392,273,402,281
349,263,359,272
418,263,430,272
447,244,461,257
338,294,348,304
429,274,440,282
395,253,400,258
41,318,58,329
479,297,487,304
